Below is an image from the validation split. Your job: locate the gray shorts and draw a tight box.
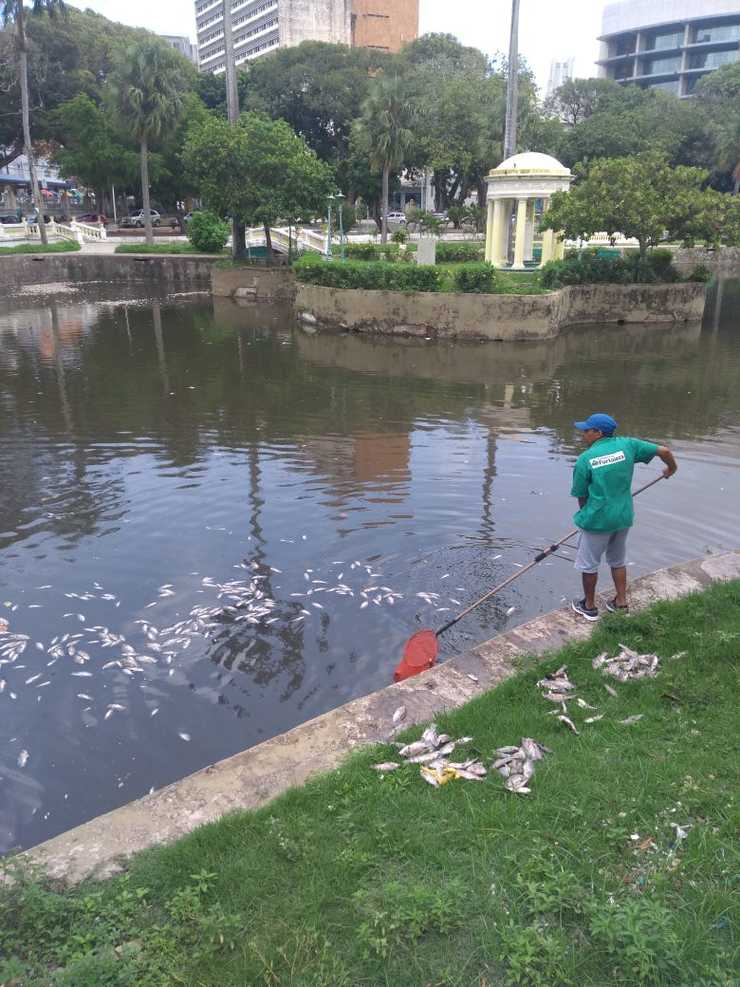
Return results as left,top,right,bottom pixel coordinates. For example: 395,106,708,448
574,528,629,573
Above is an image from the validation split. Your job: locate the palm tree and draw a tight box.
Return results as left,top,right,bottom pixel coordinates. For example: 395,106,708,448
1,0,65,246
111,39,189,245
357,75,415,244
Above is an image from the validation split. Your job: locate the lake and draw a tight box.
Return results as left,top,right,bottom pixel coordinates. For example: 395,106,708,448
1,277,738,853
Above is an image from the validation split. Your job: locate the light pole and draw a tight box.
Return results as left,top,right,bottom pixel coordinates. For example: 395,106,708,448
326,194,334,258
336,195,346,261
504,0,520,161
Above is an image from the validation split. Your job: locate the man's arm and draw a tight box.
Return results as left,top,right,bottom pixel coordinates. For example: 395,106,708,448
657,445,677,479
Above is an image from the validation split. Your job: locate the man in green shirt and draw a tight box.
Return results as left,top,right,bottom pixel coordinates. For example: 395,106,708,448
570,413,677,620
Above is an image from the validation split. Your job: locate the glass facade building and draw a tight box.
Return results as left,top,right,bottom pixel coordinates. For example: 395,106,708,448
597,0,740,97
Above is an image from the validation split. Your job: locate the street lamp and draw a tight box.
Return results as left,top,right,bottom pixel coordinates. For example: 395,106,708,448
326,192,346,260
326,193,336,259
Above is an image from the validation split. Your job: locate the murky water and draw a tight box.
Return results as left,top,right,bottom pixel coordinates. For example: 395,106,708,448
0,277,738,853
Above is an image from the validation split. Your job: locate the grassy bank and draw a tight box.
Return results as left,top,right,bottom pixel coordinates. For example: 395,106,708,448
113,242,221,255
2,581,738,986
0,240,81,255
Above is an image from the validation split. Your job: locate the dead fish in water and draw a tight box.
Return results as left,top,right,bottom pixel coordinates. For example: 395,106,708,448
17,749,29,768
371,762,400,773
619,714,644,726
392,705,407,725
557,715,579,735
178,732,191,742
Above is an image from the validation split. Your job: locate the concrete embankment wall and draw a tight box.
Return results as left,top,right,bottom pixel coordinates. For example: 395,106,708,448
22,549,740,886
294,281,707,340
211,265,296,302
0,253,214,290
672,245,740,276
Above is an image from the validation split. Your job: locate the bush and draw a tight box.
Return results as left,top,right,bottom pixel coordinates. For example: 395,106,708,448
453,262,496,293
436,241,484,263
345,242,398,261
391,228,408,244
294,255,441,292
187,210,229,253
687,264,712,282
540,248,681,288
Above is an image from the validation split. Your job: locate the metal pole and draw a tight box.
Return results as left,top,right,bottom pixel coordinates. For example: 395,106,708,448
504,0,520,160
223,0,243,259
338,198,345,261
111,184,117,223
327,199,333,259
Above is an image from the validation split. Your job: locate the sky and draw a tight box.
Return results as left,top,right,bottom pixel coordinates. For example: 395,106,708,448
65,0,608,93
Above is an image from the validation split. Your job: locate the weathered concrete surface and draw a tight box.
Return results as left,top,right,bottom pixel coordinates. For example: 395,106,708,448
672,245,740,276
294,281,707,341
22,550,740,886
0,253,215,290
211,265,296,302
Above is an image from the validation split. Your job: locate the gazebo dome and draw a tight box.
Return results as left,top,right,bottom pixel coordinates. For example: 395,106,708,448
494,152,570,174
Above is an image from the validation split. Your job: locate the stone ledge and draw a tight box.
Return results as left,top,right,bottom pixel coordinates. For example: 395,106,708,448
21,549,740,885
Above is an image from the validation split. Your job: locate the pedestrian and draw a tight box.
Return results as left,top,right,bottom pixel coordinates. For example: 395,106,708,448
570,413,677,620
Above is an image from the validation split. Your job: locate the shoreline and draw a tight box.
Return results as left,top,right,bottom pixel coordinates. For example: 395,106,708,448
19,548,740,885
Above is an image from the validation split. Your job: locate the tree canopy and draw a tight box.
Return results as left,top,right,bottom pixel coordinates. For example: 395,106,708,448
542,152,740,258
183,111,334,234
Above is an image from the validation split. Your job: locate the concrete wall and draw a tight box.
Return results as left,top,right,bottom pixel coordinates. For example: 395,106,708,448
294,281,707,341
672,246,740,276
351,0,419,52
211,265,296,302
0,253,214,291
555,282,707,328
280,0,351,46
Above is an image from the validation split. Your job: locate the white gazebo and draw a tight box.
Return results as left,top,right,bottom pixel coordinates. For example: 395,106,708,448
484,152,573,270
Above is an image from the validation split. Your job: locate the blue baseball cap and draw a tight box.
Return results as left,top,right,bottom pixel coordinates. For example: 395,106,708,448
574,413,617,435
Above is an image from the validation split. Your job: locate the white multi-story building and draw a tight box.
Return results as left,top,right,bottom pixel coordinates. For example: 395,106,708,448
597,0,740,97
195,0,418,74
196,0,350,74
546,57,575,97
160,34,200,65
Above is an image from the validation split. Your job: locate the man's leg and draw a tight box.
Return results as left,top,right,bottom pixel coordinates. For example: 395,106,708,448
582,571,599,610
606,529,630,608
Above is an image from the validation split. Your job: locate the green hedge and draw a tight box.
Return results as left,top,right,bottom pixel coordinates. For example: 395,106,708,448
294,255,441,292
187,210,230,253
344,242,417,261
541,248,682,289
453,262,497,293
436,241,484,262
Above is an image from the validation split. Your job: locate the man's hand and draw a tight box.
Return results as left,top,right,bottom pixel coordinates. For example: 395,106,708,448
657,446,677,479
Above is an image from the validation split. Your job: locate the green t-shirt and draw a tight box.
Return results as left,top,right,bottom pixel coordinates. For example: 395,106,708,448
571,435,659,532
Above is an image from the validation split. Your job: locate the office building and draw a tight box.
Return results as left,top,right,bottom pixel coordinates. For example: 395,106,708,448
196,0,419,74
160,34,200,65
546,57,575,97
597,0,740,97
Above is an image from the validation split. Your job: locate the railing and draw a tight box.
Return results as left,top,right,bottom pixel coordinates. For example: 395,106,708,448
0,221,31,241
0,218,106,245
565,232,640,249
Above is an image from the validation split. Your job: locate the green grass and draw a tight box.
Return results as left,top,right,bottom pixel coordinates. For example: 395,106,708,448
0,240,81,255
434,265,548,295
114,242,224,255
2,582,738,986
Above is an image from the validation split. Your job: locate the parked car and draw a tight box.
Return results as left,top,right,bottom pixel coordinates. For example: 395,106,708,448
128,209,161,228
77,212,108,225
0,214,21,225
386,211,407,225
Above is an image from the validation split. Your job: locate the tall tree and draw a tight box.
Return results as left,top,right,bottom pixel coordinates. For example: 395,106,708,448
354,75,415,243
183,112,333,262
544,77,624,127
697,63,740,194
53,93,138,214
110,38,192,244
1,0,65,245
542,152,739,264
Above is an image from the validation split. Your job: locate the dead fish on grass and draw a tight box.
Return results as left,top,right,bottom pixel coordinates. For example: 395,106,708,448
597,644,661,682
557,715,580,735
371,762,400,773
619,714,644,726
494,738,551,794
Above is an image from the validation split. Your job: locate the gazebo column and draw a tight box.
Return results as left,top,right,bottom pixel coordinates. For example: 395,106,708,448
484,198,496,263
524,200,536,263
512,196,529,269
491,198,509,267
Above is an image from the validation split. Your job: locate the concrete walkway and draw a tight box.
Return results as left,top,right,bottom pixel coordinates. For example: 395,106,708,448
21,550,740,885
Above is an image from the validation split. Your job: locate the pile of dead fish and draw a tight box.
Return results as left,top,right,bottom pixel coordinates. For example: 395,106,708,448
592,643,660,681
372,721,487,786
536,664,591,733
493,737,551,795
